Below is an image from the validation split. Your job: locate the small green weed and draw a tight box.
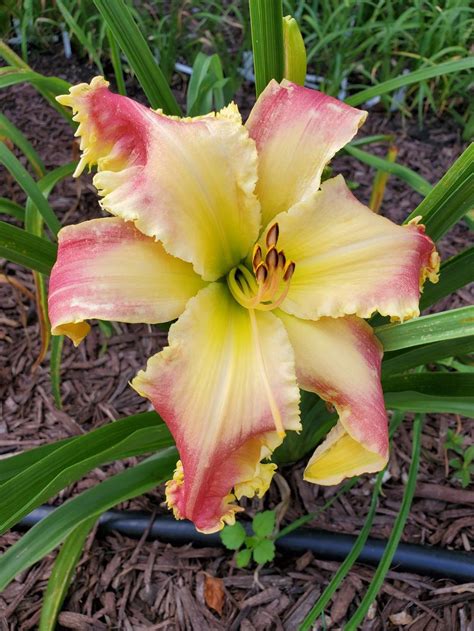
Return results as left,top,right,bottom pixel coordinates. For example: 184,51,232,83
220,510,277,568
445,429,474,488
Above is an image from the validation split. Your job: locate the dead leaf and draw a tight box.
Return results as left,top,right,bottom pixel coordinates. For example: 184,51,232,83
204,574,225,615
389,611,414,625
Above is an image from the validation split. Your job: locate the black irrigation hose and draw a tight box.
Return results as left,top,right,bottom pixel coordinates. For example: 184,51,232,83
18,507,474,583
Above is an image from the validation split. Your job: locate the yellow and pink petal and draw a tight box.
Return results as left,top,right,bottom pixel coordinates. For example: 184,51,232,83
48,217,205,346
58,78,261,281
278,312,389,484
132,283,301,533
272,175,439,323
246,79,367,226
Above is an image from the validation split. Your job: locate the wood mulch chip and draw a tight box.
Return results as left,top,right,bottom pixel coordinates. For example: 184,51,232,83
1,47,473,629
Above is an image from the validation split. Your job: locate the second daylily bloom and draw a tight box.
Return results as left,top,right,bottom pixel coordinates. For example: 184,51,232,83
49,77,439,533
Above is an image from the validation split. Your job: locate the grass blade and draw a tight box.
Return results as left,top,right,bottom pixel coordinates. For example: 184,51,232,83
375,306,474,351
0,67,71,97
384,392,474,417
383,372,474,397
299,470,385,630
0,412,172,533
0,113,45,177
92,0,180,114
56,0,104,73
0,42,72,122
50,335,64,409
369,144,398,213
23,162,76,366
249,0,284,96
405,143,474,241
0,143,60,235
107,27,126,96
345,415,423,630
0,449,177,591
382,336,474,378
39,517,97,631
0,198,25,221
0,220,57,274
345,144,432,196
346,58,474,108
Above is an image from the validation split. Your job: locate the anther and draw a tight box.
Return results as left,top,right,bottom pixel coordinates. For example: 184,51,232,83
283,261,296,282
265,247,278,269
256,263,268,284
278,251,286,268
266,223,279,248
252,244,263,271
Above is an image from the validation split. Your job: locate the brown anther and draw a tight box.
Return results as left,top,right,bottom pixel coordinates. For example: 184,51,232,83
256,263,268,284
283,261,296,282
252,244,263,271
266,223,279,248
278,251,286,268
265,247,278,269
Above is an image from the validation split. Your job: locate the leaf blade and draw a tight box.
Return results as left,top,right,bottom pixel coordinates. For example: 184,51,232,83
0,450,177,591
92,0,180,114
0,220,57,274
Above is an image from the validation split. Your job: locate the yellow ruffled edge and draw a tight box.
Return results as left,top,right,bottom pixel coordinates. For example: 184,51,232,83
57,76,111,177
164,435,283,534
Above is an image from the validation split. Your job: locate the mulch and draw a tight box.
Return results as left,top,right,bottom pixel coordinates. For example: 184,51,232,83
0,46,473,630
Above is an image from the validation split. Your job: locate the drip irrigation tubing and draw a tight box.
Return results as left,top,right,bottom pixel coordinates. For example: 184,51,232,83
18,506,474,582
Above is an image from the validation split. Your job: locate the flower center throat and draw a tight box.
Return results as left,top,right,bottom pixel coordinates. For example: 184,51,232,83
227,223,295,311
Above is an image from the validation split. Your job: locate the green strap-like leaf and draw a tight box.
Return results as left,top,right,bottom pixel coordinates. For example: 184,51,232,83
56,0,104,74
23,163,76,367
405,143,474,240
384,392,474,417
50,334,64,409
0,41,72,123
0,412,172,533
107,27,126,96
382,336,474,377
0,220,57,274
39,516,97,631
299,470,385,630
384,372,474,397
345,415,423,629
0,113,45,177
92,0,181,114
344,144,432,196
346,58,474,108
249,0,285,96
0,197,25,221
0,67,71,97
375,306,474,351
273,392,336,464
0,449,177,591
0,143,60,235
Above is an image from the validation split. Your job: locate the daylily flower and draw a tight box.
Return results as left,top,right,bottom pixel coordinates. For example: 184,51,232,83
49,77,439,533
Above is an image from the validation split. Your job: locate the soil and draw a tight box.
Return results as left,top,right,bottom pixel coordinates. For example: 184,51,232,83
0,46,473,630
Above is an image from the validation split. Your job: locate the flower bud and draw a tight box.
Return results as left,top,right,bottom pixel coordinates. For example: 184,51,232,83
282,15,307,86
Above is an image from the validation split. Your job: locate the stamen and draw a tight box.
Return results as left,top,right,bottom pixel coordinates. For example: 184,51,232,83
255,263,268,284
266,223,279,248
252,244,263,271
265,247,278,269
283,261,296,282
227,230,295,313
